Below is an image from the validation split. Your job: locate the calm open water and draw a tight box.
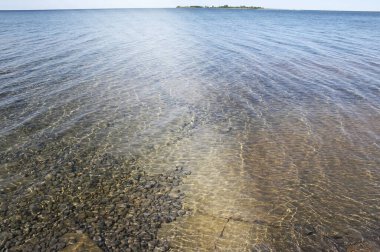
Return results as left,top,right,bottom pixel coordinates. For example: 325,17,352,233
1,9,380,251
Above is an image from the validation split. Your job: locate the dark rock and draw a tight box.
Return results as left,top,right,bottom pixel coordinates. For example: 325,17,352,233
29,204,42,215
295,223,316,236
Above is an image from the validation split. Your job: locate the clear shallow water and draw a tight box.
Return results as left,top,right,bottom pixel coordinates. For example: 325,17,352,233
0,9,380,251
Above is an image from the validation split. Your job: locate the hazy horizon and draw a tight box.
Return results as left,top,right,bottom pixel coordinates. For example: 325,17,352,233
0,0,380,12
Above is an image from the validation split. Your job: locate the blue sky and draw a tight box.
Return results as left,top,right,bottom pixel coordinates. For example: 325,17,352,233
0,0,379,11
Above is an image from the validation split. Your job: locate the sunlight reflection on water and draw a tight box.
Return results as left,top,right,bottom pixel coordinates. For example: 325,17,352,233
0,9,380,251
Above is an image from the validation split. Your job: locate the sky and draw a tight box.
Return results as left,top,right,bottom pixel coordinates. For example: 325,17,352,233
0,0,379,11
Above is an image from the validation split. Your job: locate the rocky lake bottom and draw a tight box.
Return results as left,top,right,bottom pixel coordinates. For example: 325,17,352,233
0,139,192,251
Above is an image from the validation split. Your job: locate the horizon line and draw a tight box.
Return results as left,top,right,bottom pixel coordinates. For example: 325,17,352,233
0,7,379,12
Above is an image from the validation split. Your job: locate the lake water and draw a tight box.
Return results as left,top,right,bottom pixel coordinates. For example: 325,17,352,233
0,9,380,251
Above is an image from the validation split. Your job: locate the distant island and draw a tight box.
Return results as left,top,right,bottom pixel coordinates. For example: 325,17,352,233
176,5,263,9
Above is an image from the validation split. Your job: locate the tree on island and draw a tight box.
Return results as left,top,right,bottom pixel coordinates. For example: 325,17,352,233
176,5,263,9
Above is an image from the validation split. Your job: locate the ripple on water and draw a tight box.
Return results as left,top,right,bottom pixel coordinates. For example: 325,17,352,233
0,9,380,251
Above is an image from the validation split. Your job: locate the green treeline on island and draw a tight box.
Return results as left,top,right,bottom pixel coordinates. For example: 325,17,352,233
176,5,263,9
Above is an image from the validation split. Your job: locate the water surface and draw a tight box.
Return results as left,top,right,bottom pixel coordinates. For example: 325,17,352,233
1,9,380,251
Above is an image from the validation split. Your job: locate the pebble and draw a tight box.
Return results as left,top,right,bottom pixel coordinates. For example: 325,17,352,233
347,241,380,252
1,147,190,251
44,173,54,181
294,223,316,236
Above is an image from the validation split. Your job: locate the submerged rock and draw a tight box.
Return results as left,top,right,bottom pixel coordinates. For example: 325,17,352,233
294,223,316,236
347,241,380,252
61,233,102,252
0,142,190,251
